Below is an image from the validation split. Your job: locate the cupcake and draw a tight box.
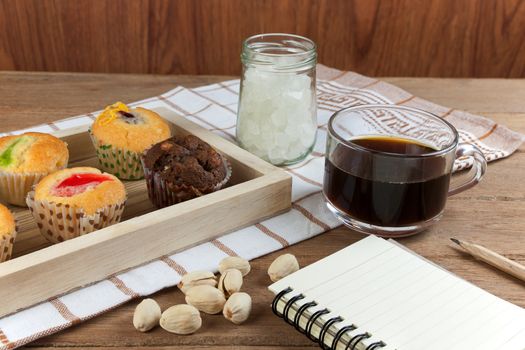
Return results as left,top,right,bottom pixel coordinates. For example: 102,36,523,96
26,167,126,243
0,204,17,262
0,132,68,206
90,102,171,180
142,135,231,208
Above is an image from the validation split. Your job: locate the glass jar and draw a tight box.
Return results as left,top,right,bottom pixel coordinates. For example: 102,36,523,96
236,33,317,166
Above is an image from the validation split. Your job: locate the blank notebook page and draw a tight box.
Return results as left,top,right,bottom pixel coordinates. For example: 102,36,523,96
269,235,525,350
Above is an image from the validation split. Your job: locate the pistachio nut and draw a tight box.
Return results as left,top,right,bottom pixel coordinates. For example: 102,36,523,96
268,253,299,282
160,304,202,335
178,270,217,294
218,256,251,276
133,298,161,332
223,292,252,325
218,268,243,297
185,285,226,314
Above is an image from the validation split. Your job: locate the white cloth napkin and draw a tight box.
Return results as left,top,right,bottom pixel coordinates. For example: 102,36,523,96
0,67,523,349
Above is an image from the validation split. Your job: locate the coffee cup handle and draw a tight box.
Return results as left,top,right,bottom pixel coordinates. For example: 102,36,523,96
448,144,487,196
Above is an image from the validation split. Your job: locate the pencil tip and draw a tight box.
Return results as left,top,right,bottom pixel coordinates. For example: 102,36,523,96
450,238,461,245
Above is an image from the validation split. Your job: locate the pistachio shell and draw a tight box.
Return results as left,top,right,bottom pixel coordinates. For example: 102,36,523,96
185,285,226,314
223,292,252,325
218,268,243,297
133,298,161,332
160,304,202,335
267,253,299,282
178,270,217,294
218,256,251,276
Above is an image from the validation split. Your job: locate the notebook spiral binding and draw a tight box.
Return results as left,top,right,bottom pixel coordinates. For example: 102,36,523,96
272,287,387,350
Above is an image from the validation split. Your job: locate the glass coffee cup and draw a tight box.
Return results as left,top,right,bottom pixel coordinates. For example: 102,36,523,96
323,105,487,237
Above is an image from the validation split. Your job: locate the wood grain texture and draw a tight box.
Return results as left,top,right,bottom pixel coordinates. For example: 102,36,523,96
0,73,522,349
1,0,525,77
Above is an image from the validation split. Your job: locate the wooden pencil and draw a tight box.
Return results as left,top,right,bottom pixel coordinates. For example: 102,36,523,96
450,238,525,282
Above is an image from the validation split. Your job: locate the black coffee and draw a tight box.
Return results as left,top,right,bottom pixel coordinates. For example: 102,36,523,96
324,137,450,227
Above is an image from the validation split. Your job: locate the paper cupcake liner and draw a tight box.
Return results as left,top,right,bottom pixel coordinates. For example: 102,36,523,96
89,131,143,180
0,228,17,263
0,171,51,207
26,191,126,244
142,156,232,209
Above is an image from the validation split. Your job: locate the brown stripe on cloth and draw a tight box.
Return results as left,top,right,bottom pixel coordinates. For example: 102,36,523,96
328,70,349,81
286,168,323,187
86,112,96,120
158,96,234,135
295,190,322,203
128,97,159,107
158,94,192,116
160,256,188,276
395,95,416,105
49,298,81,325
190,89,237,114
208,125,236,132
360,79,380,89
458,130,501,155
8,321,82,350
441,108,455,118
292,203,331,231
162,87,185,99
109,276,140,298
10,298,143,348
285,157,319,171
479,123,499,140
48,123,60,131
211,239,239,257
190,84,227,93
0,329,13,349
219,82,239,95
255,223,290,247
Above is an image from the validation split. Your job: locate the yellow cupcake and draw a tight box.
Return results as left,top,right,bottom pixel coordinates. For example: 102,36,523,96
0,132,69,206
27,167,126,243
90,102,171,180
0,204,17,262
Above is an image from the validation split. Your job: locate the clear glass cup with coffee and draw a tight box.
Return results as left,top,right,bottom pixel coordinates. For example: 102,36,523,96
324,105,487,237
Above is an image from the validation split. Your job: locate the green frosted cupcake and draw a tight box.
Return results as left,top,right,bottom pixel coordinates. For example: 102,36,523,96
0,132,69,206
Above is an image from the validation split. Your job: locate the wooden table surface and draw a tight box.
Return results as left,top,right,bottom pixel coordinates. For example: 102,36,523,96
1,72,524,350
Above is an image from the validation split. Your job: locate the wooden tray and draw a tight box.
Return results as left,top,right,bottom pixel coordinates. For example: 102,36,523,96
0,107,292,318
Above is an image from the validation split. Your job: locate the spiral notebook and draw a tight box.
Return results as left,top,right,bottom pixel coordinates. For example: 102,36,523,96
269,235,525,350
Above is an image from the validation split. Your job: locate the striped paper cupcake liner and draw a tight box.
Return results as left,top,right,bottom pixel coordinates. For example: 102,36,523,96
89,131,143,180
0,228,17,263
26,190,126,244
0,171,56,207
142,156,232,209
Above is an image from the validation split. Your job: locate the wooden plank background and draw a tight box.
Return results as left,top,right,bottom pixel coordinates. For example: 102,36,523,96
0,0,525,77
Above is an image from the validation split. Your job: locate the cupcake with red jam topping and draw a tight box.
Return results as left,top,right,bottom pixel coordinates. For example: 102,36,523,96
0,204,17,262
142,135,231,208
26,167,126,243
90,102,171,180
0,132,68,206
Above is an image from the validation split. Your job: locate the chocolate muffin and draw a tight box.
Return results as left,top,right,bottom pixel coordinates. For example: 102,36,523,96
142,135,231,208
